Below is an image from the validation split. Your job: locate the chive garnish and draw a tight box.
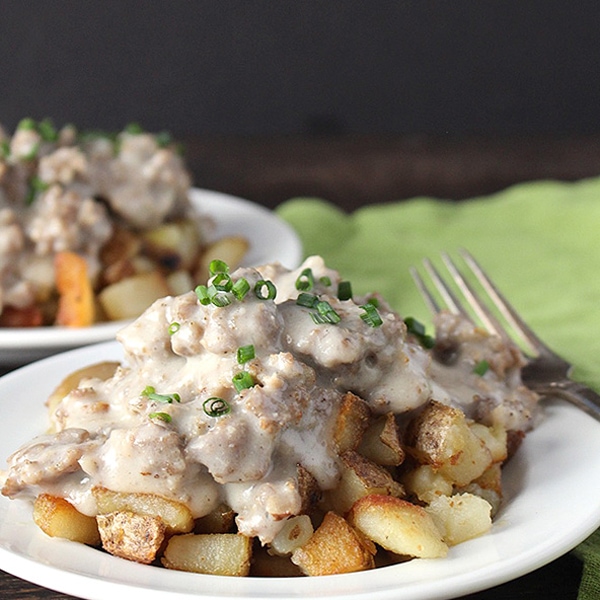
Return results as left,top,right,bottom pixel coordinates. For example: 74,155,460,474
237,344,255,364
232,371,255,392
209,259,229,276
316,300,341,324
168,322,181,335
202,397,231,417
295,268,314,291
404,317,435,348
337,281,353,301
360,304,383,328
231,277,250,300
473,360,490,376
149,411,172,423
254,279,277,300
195,284,211,305
296,292,318,308
141,386,181,404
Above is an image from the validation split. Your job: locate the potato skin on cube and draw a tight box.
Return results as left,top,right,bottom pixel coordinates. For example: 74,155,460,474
33,494,100,546
162,533,252,576
96,510,166,564
291,511,375,576
333,392,372,454
347,494,448,559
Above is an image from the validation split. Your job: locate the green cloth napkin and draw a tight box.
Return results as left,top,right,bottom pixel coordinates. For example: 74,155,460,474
276,175,600,599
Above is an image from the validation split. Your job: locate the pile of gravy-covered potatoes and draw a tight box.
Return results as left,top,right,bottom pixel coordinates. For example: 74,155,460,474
1,256,539,576
0,118,247,328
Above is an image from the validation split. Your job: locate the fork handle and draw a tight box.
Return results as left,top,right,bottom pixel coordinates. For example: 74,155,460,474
539,380,600,422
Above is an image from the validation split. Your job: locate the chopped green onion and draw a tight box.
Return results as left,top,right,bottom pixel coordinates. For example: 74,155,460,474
404,317,435,348
22,142,39,161
155,131,173,148
316,300,341,324
17,117,36,131
38,118,58,142
231,277,250,300
141,385,181,404
168,322,181,335
237,344,255,364
360,304,383,328
209,289,232,307
125,122,144,134
233,371,255,392
473,360,490,376
296,292,318,308
366,297,379,308
319,276,332,286
209,259,229,276
0,140,10,158
212,272,233,292
149,411,172,423
254,279,277,300
295,268,314,291
202,397,231,417
337,281,353,301
25,176,49,205
310,312,329,324
195,284,211,305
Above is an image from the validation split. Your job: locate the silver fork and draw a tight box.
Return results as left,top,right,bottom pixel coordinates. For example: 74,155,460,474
410,249,600,422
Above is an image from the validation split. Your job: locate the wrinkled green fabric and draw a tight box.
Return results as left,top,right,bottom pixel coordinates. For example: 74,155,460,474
276,176,600,599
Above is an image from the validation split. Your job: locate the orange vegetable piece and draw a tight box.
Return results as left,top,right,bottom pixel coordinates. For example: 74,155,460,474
54,251,95,327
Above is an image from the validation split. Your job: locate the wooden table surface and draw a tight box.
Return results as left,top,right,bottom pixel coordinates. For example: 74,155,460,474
2,133,597,599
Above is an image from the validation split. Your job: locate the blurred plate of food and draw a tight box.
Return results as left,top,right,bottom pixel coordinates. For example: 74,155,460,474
0,119,302,364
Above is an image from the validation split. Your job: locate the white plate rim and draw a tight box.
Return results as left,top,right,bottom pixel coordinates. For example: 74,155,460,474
0,341,599,600
0,189,302,360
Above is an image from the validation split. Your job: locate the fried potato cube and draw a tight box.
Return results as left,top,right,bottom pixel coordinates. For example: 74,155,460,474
327,450,404,515
291,511,375,576
425,493,492,546
407,400,492,487
269,515,314,557
195,235,250,282
142,219,202,271
402,464,453,504
469,422,508,463
92,486,194,534
460,463,503,516
347,494,448,559
98,271,171,321
46,361,119,418
358,412,405,466
194,503,236,534
33,494,100,546
333,392,372,454
54,251,95,327
297,463,322,514
97,510,166,564
162,533,252,576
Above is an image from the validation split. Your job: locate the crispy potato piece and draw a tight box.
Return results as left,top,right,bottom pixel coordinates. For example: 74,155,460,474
54,251,95,327
470,422,508,463
195,235,249,282
425,493,492,546
46,361,120,417
407,400,492,487
460,463,503,516
402,464,453,504
100,226,142,267
327,450,404,515
269,515,314,557
333,392,372,454
297,463,322,514
142,220,201,271
358,412,405,466
194,503,236,534
162,533,252,576
98,271,170,321
97,510,165,564
92,487,194,534
33,494,100,546
347,494,448,559
291,511,375,576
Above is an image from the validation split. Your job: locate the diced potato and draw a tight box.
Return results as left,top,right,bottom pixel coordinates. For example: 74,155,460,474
97,510,165,564
460,463,503,516
33,494,100,546
194,503,236,534
195,235,250,282
143,220,202,271
297,463,322,514
46,361,119,417
162,533,252,576
98,271,171,320
327,450,404,515
469,422,508,463
347,494,448,559
407,400,492,487
402,464,453,504
92,486,194,534
54,251,95,327
100,226,143,267
358,412,405,466
291,511,375,576
333,392,372,454
425,493,492,546
269,515,314,557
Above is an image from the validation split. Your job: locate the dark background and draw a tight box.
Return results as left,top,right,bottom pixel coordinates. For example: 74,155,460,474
1,1,599,137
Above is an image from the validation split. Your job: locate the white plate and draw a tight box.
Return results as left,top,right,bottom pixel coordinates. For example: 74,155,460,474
0,342,599,600
0,189,303,365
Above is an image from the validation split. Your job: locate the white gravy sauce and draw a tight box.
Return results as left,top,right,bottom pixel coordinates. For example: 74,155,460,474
1,256,538,543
